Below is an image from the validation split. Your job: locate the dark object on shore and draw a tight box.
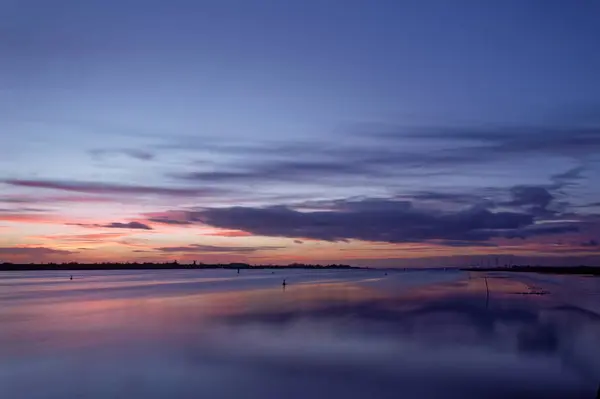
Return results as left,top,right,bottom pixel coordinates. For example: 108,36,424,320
282,279,286,287
69,275,72,280
237,268,240,274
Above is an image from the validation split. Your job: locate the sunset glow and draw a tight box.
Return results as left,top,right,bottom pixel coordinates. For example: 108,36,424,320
2,1,600,267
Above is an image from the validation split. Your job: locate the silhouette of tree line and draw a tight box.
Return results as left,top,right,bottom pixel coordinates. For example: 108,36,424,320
0,260,357,271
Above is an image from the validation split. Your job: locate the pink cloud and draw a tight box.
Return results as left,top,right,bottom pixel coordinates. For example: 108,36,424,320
31,232,129,244
0,213,59,223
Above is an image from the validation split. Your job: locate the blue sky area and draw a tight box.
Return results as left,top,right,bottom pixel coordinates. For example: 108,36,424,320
1,0,600,266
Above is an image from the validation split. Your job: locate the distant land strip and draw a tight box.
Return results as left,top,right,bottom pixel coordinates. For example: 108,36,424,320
0,262,360,271
463,265,600,276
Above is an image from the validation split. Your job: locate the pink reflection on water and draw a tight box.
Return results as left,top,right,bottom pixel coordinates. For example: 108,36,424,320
1,270,599,398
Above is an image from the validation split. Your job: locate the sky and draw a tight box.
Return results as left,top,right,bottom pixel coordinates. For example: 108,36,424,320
1,0,600,267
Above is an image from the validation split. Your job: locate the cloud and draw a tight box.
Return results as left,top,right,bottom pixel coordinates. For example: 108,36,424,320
163,124,599,194
504,185,555,216
144,211,200,226
190,199,536,243
575,202,600,208
68,221,153,230
117,149,155,161
0,207,48,213
4,179,221,197
90,148,155,161
173,160,369,184
31,233,128,243
148,181,592,245
139,175,592,246
156,244,283,253
102,221,153,230
0,247,76,256
0,195,115,204
143,212,253,236
406,191,489,205
433,240,499,247
580,239,598,247
391,125,600,159
148,218,193,225
165,123,600,162
200,230,253,237
0,212,58,223
507,186,553,208
504,224,580,239
535,245,600,254
550,166,586,188
169,147,457,190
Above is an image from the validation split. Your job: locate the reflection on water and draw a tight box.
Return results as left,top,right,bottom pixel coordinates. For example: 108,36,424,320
1,269,599,398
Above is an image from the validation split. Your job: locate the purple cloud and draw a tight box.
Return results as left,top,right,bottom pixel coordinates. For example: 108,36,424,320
163,125,600,191
505,186,554,214
0,247,76,256
4,179,221,197
190,199,536,243
103,222,153,230
0,195,114,204
580,239,598,247
148,218,193,225
0,207,48,213
68,221,153,230
90,148,155,161
505,224,580,239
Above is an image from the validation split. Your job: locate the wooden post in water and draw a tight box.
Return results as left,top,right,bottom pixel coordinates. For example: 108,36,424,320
484,277,490,309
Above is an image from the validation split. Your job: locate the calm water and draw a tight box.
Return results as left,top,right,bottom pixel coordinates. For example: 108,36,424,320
1,269,599,399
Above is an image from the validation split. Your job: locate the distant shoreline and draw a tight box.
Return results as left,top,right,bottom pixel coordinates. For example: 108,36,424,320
3,264,597,275
0,262,360,271
462,265,600,276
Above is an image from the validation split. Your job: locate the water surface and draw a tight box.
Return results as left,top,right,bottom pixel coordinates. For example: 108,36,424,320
1,269,599,398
